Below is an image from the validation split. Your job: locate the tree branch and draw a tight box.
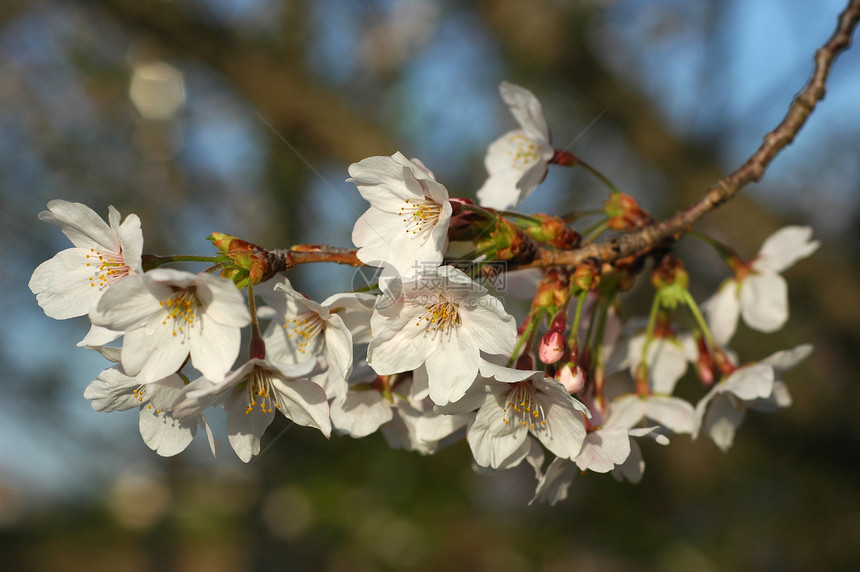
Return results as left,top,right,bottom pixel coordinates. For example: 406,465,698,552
520,0,860,270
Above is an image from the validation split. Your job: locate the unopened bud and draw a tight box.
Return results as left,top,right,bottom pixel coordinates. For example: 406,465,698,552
573,260,601,291
539,330,565,364
694,334,717,387
208,232,273,287
651,252,688,291
549,311,567,333
605,193,651,231
558,362,586,394
522,214,581,249
532,269,570,312
516,352,535,371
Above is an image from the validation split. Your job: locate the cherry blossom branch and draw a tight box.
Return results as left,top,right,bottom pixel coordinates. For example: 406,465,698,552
267,245,362,272
517,0,860,270
219,0,860,282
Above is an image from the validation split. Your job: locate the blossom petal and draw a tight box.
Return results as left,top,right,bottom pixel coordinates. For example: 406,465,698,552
226,396,275,462
469,393,527,468
575,426,631,473
606,395,645,429
700,393,746,452
122,323,188,381
331,391,393,438
460,296,517,355
30,249,106,319
760,344,813,372
722,364,774,400
90,275,165,331
114,209,144,273
425,330,480,405
740,274,788,333
531,457,578,506
84,367,140,412
755,226,820,273
499,81,550,141
197,274,251,327
705,279,741,346
273,378,331,437
612,439,646,483
535,388,587,459
139,404,195,457
643,396,695,434
38,199,116,250
188,316,241,382
347,152,423,208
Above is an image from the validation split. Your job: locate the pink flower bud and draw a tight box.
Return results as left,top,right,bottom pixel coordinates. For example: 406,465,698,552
558,363,585,394
538,330,565,364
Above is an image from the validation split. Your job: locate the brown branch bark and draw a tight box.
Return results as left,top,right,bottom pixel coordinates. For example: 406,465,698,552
519,0,860,270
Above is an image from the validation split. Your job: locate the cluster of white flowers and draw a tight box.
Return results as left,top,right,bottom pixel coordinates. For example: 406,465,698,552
29,83,818,504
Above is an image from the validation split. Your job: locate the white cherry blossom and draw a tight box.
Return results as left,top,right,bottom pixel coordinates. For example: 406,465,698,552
476,81,555,210
173,357,328,462
29,200,143,320
329,362,394,438
706,226,819,345
349,152,452,277
607,393,696,435
84,365,218,457
90,268,250,383
441,360,589,470
382,396,471,456
366,265,517,406
625,330,696,394
693,345,811,452
261,278,374,401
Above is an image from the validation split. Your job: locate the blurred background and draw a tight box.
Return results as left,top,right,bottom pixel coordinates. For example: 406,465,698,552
2,0,860,570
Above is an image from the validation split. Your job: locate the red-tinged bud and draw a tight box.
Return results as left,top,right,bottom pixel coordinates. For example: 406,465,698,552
558,362,586,394
516,352,535,371
694,335,717,387
539,330,566,364
549,311,567,333
712,346,736,377
550,149,579,166
604,192,651,231
208,232,274,287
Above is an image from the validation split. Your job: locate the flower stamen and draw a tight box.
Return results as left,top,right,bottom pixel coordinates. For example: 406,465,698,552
506,134,540,171
245,367,281,414
159,288,200,338
415,294,460,336
503,382,548,432
85,248,131,289
283,313,325,354
399,196,442,236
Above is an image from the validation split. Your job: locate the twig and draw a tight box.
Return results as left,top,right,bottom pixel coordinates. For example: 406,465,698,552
222,1,860,277
517,0,860,270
